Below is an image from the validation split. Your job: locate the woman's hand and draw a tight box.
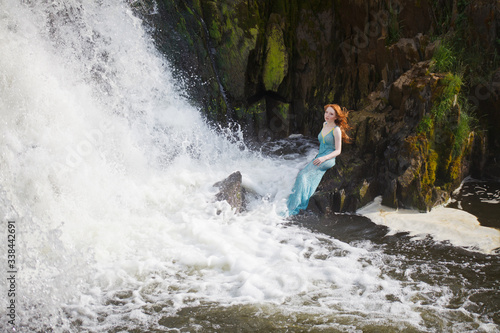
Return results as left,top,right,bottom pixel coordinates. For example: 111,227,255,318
313,156,327,166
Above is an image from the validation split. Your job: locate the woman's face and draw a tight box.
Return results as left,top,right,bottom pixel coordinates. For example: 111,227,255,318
324,106,337,123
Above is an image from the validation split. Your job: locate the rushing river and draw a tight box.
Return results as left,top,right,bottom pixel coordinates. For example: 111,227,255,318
0,1,499,332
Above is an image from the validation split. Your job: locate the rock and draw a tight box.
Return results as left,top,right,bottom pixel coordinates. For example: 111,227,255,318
467,0,500,55
213,171,246,213
262,14,288,92
313,56,481,213
144,0,496,214
388,60,431,112
388,38,421,73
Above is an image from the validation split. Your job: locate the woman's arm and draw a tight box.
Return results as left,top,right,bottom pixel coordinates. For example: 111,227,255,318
313,127,342,165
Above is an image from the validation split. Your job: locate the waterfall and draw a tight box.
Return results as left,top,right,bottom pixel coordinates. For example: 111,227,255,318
1,1,498,332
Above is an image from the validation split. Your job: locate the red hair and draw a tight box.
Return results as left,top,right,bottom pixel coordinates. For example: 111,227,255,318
324,104,352,143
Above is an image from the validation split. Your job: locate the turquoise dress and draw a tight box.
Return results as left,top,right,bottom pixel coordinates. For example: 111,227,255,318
286,125,337,216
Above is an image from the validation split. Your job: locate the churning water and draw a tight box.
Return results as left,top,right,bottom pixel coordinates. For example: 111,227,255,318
0,1,499,332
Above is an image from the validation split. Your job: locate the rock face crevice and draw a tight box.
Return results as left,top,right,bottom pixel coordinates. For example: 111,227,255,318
138,0,500,213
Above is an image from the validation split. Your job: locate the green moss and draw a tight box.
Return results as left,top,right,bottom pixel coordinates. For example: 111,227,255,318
357,180,372,207
403,133,452,209
453,107,477,157
425,28,484,185
191,0,202,15
275,102,289,119
417,114,434,135
175,16,194,46
359,181,368,198
247,100,266,115
426,149,438,186
233,100,266,122
209,18,222,41
404,134,424,157
262,23,288,91
431,73,462,123
203,1,261,101
326,89,335,103
340,190,346,211
448,156,462,183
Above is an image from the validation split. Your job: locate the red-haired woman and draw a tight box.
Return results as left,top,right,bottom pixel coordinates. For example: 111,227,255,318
286,104,351,216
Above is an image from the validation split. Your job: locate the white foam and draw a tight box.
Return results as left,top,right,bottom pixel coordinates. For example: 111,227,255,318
481,199,500,204
0,1,496,331
358,197,500,254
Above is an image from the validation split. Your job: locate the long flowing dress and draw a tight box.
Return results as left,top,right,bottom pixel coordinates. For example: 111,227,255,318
286,125,337,216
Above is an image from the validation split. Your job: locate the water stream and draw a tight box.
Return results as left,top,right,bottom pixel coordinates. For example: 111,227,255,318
0,1,498,332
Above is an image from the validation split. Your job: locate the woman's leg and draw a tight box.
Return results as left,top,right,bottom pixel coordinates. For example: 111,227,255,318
286,164,324,215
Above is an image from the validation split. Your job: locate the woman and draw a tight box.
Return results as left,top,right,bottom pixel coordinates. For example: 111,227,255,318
286,104,351,216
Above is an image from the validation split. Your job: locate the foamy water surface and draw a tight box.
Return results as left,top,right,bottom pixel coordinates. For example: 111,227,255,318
0,1,498,332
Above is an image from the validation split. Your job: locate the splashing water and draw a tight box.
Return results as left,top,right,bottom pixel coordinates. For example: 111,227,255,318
0,1,499,332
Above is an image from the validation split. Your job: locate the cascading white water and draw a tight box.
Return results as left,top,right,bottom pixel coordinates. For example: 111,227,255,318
1,1,499,332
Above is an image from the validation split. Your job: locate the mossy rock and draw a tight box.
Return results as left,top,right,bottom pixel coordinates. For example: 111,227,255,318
262,16,289,92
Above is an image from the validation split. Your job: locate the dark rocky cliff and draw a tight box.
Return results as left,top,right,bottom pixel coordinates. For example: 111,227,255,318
136,0,500,213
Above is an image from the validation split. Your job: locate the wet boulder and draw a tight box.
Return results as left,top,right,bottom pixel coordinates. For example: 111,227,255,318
213,171,246,213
